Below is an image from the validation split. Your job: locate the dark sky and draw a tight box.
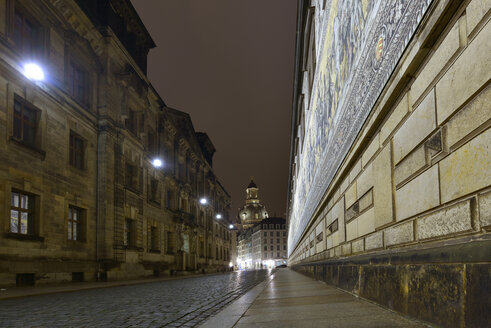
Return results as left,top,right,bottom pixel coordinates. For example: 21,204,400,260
131,0,297,219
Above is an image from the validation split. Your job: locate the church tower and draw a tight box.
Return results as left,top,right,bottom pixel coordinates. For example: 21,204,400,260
238,179,269,230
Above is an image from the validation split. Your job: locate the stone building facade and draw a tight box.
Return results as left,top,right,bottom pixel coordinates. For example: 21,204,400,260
238,218,287,270
0,0,233,287
288,0,490,327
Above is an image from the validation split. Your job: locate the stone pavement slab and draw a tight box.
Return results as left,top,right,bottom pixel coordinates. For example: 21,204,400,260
200,268,432,328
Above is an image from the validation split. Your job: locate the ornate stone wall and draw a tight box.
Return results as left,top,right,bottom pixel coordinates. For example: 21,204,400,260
288,0,490,326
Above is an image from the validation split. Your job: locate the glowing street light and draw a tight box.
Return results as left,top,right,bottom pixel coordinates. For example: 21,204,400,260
216,214,222,219
151,158,163,168
229,224,234,229
199,198,207,205
23,63,45,81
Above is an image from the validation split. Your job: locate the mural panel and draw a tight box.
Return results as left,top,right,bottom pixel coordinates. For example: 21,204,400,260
289,0,433,255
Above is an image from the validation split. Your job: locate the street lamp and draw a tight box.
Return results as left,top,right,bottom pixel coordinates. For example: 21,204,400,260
229,224,234,229
23,63,45,81
199,198,207,205
151,158,163,168
216,214,222,219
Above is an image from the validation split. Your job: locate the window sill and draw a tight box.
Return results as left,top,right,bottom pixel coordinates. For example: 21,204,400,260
149,249,161,254
124,246,144,252
9,137,46,159
5,233,44,242
148,200,161,208
124,186,141,195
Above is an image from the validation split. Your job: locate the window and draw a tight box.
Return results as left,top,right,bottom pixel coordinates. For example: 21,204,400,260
277,245,280,251
270,245,273,251
276,231,280,237
147,130,157,154
69,131,85,169
283,232,286,236
327,219,339,235
125,109,138,136
263,232,267,237
125,162,139,191
68,205,84,241
166,191,173,209
124,218,135,247
283,245,286,250
149,179,159,204
264,246,267,251
68,62,89,107
12,7,41,56
270,231,273,236
150,226,159,251
277,238,280,243
10,190,33,235
13,96,40,148
166,231,174,254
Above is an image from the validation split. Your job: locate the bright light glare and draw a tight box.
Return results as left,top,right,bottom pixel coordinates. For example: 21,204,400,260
229,224,234,229
229,262,233,268
23,63,45,81
200,198,207,205
216,214,222,219
152,158,163,168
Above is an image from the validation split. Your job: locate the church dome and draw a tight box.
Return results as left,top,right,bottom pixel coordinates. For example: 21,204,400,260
238,179,268,230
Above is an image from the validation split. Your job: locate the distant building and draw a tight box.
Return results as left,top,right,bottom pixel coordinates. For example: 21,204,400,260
238,179,268,230
0,0,234,287
237,217,287,270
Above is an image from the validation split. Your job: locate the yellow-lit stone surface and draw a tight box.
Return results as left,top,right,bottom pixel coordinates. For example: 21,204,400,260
349,159,362,183
396,166,440,221
385,221,414,247
332,197,345,243
394,91,436,164
357,163,373,199
352,238,364,253
358,190,373,212
358,207,375,237
365,231,383,250
373,145,394,227
417,200,472,240
436,20,491,125
440,128,491,203
362,133,380,167
479,190,491,228
445,85,491,150
380,93,409,144
346,219,358,241
342,243,352,256
395,145,428,188
466,0,491,36
345,183,357,209
410,21,460,107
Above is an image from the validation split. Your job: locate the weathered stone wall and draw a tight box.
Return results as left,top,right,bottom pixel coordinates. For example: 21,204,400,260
289,0,490,326
0,0,233,286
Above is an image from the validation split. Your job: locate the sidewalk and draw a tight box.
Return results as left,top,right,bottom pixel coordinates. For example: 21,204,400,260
201,268,431,328
0,272,221,300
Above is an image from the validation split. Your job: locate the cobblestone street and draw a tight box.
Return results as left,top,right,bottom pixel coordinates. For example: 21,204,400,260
0,270,273,328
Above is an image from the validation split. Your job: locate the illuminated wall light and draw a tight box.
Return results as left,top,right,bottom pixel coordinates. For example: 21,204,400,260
229,224,234,229
200,198,207,205
23,63,45,81
216,214,222,219
152,158,163,168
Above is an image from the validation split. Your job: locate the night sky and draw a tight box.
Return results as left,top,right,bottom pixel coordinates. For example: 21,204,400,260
131,1,298,219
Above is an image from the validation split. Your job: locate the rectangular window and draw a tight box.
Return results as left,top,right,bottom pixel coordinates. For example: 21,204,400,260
277,238,280,243
276,231,280,237
264,245,267,251
125,163,138,191
149,179,159,204
124,218,135,247
263,232,267,237
270,231,273,236
327,219,339,235
150,226,159,251
13,8,41,56
166,231,174,254
68,62,89,107
277,245,280,251
125,109,138,136
68,205,84,241
13,96,39,148
147,130,157,154
166,191,173,209
69,131,85,169
10,190,33,235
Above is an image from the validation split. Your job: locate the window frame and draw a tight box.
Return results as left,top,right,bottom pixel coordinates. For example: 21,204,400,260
67,60,90,108
69,131,86,170
10,3,45,58
67,205,85,242
12,95,41,150
124,218,136,248
10,190,34,235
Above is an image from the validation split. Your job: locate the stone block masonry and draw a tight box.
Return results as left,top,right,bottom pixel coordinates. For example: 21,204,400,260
288,0,491,327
